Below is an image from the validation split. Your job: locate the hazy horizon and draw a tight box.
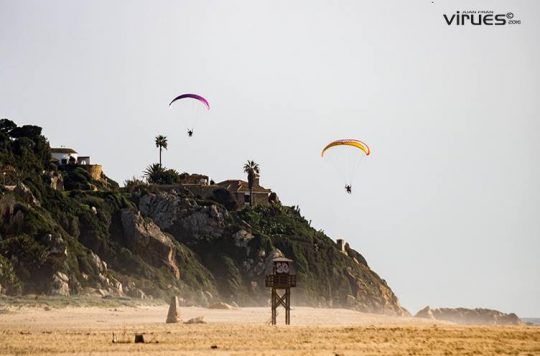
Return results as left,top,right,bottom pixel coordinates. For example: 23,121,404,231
1,0,539,316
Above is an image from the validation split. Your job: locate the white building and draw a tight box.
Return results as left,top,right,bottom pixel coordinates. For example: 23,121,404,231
51,147,78,165
50,148,91,165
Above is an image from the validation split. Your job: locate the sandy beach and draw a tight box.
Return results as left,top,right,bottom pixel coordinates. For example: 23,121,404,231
1,305,539,355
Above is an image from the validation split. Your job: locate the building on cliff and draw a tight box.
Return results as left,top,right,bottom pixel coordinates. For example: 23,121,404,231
51,147,77,165
51,147,93,165
180,173,209,186
50,147,102,180
215,175,273,206
150,173,276,207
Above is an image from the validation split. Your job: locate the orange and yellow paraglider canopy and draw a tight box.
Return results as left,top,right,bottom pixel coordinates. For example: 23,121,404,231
321,139,371,157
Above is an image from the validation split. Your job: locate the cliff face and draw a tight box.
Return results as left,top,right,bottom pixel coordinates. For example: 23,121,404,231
138,191,408,315
0,120,407,315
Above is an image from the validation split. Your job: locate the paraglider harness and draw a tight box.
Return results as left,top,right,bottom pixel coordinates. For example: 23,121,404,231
345,185,352,194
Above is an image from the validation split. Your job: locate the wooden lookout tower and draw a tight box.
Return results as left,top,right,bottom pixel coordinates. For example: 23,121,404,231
265,257,296,325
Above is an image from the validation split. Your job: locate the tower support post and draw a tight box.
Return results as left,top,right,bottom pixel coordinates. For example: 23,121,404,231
270,287,291,325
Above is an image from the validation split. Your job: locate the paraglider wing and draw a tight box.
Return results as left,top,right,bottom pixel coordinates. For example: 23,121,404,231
169,93,210,110
320,139,371,157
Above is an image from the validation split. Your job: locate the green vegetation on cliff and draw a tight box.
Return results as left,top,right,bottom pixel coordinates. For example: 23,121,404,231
0,119,406,315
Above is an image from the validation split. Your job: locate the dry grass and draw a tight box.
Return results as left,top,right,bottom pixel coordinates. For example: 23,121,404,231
0,306,538,355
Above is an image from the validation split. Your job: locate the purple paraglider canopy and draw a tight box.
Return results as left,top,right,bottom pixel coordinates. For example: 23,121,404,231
169,93,210,110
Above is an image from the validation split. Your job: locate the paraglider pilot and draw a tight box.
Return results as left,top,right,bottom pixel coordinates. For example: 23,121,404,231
187,129,193,137
345,185,352,194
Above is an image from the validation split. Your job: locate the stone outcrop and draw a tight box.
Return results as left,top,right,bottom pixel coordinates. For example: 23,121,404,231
344,266,409,316
0,194,24,235
41,234,68,262
415,306,522,325
232,229,253,249
89,251,107,275
46,170,64,191
139,193,228,242
336,239,368,266
120,209,180,279
50,272,70,296
14,183,40,206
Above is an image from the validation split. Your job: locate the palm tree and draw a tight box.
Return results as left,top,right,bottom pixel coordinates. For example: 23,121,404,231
243,160,260,207
155,135,168,167
144,163,165,184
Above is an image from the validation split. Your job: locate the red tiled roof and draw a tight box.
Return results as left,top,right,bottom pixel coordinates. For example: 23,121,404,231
216,179,271,193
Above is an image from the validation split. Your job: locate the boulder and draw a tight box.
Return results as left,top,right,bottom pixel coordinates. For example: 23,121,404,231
232,229,253,248
90,251,108,273
184,316,205,324
50,272,70,296
109,277,124,296
121,209,180,279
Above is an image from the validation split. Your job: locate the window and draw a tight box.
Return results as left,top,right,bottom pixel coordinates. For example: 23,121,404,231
244,193,250,204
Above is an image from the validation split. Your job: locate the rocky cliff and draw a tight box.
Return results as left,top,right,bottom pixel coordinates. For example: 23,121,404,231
415,306,522,325
0,119,407,315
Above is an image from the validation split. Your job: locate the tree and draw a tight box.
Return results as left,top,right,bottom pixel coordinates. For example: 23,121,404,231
0,119,17,135
144,163,181,185
9,125,42,139
243,160,260,207
144,163,166,184
155,135,168,167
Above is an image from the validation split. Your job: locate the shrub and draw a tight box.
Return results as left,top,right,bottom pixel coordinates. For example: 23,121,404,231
0,254,22,295
144,164,183,184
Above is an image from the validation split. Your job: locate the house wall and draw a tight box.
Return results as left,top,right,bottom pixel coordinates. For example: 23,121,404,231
253,192,270,206
77,157,91,165
147,184,215,199
145,184,271,207
182,184,215,198
239,192,270,206
52,152,78,164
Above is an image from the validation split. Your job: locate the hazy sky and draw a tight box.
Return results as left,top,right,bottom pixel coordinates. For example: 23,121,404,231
1,0,539,316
